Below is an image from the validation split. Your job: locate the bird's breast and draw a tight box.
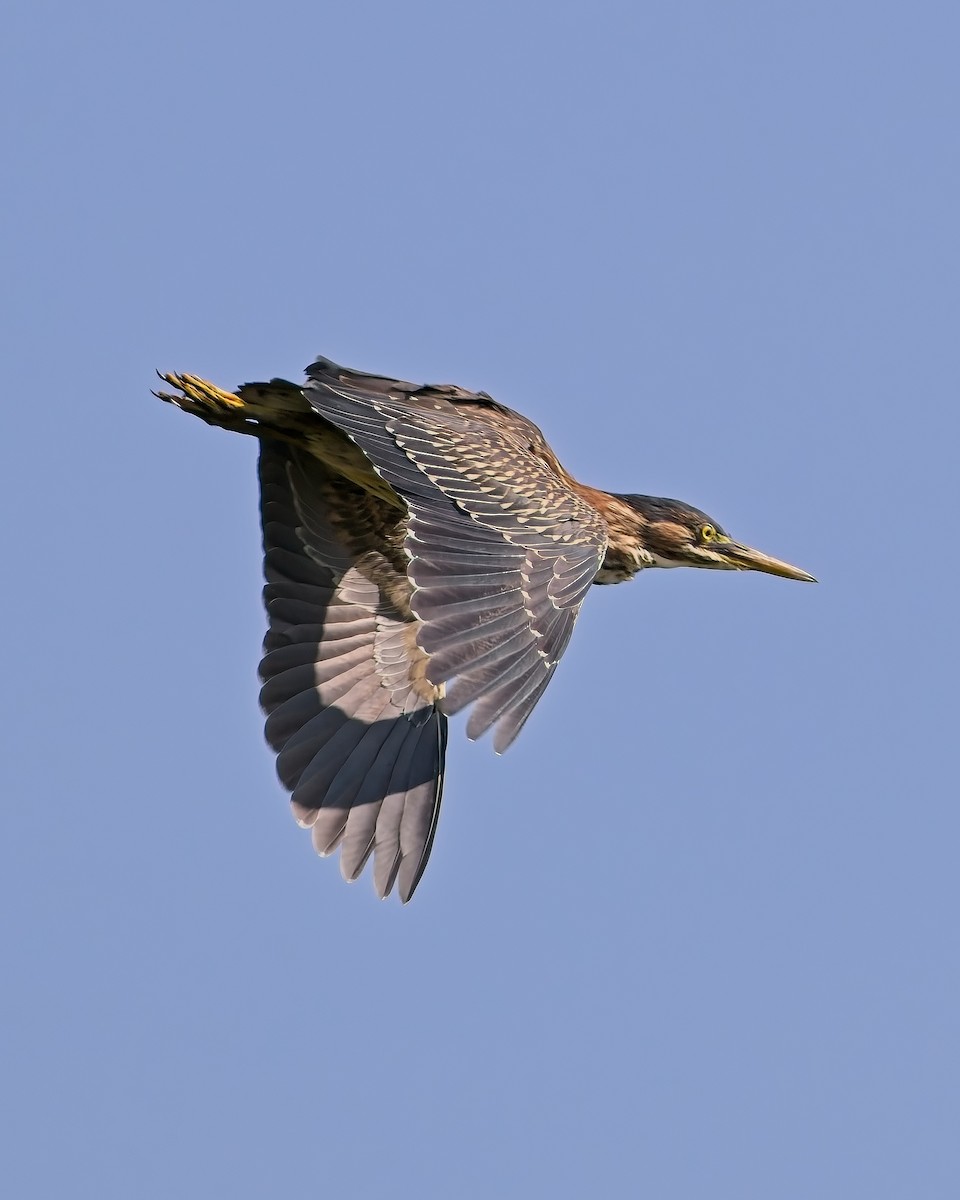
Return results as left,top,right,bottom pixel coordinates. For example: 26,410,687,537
594,543,652,585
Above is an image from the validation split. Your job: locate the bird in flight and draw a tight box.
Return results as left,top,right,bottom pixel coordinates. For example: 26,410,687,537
155,356,814,901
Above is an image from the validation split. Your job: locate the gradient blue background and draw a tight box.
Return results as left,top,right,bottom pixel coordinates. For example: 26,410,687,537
2,2,957,1195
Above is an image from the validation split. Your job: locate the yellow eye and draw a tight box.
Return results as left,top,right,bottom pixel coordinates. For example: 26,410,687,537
700,524,716,542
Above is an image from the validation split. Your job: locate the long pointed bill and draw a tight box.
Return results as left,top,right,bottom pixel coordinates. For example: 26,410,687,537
719,542,817,582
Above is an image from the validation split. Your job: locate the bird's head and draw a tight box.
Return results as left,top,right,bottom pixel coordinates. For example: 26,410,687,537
619,495,816,582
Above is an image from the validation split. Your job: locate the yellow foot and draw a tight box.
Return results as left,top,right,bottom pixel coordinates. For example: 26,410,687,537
152,371,316,442
154,371,245,414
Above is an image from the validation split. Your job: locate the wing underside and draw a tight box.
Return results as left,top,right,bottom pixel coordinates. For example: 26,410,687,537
258,441,446,901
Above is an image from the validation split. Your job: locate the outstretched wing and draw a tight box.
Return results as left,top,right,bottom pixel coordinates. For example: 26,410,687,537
258,440,446,901
302,359,608,752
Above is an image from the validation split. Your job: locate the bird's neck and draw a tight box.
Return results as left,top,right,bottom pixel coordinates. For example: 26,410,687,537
573,484,654,584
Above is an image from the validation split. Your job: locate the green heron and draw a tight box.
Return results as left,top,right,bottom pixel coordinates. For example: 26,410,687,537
155,356,815,901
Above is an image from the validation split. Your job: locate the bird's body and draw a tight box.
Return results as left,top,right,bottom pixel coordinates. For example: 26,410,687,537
155,356,813,900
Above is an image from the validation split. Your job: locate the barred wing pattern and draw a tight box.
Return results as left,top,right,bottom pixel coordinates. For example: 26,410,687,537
303,361,609,753
259,441,446,901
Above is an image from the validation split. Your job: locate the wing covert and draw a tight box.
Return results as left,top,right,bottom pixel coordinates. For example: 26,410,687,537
303,360,607,751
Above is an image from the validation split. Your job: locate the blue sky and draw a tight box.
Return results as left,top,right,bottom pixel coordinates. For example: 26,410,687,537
2,2,958,1196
